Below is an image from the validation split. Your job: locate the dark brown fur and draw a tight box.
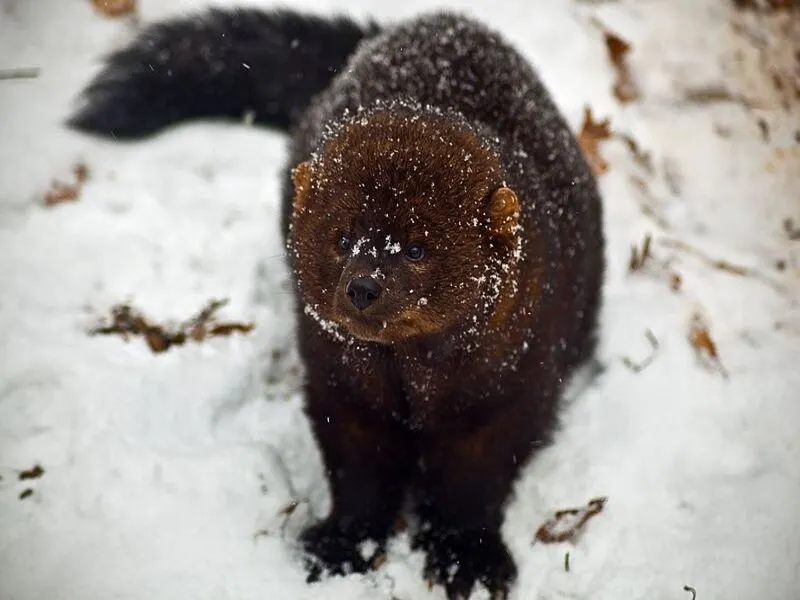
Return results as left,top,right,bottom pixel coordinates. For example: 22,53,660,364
287,101,602,599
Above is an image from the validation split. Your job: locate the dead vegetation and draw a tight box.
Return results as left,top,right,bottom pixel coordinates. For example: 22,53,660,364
18,465,45,480
0,68,40,80
731,0,796,12
627,233,685,293
783,218,800,240
603,28,640,104
621,329,660,373
688,311,729,379
578,107,613,175
90,0,137,17
88,298,255,353
44,163,89,207
661,238,785,293
534,497,608,544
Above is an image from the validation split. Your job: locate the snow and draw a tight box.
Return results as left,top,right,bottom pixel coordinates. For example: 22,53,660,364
1,0,798,599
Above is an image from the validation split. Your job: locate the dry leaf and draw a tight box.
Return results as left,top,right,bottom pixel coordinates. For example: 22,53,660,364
783,218,800,241
578,107,612,175
688,312,729,378
74,163,89,183
18,464,45,480
90,0,136,17
44,163,89,207
603,29,639,103
44,182,79,206
534,497,607,544
669,272,683,291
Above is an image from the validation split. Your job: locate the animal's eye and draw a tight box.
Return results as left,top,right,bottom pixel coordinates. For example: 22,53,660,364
337,233,352,253
405,243,425,261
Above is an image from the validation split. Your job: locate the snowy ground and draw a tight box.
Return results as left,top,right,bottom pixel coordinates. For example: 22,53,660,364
1,0,798,599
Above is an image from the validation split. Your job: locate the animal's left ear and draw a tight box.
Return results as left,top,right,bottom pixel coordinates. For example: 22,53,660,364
291,161,313,212
487,186,520,238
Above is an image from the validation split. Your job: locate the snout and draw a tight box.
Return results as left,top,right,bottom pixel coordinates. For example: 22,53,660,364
346,276,382,310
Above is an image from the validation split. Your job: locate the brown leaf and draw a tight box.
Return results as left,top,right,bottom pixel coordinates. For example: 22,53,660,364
669,272,683,291
190,324,208,342
144,327,172,353
74,163,90,183
578,107,612,175
208,322,256,336
688,312,729,379
18,464,45,480
44,182,79,206
603,30,639,103
90,0,136,17
44,162,89,207
534,497,607,544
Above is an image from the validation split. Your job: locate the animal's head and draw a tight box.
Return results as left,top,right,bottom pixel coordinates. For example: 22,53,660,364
288,108,522,344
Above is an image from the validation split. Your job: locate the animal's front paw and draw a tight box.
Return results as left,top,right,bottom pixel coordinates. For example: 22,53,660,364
299,518,380,581
413,524,516,600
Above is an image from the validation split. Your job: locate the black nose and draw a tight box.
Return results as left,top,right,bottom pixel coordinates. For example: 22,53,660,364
346,276,382,310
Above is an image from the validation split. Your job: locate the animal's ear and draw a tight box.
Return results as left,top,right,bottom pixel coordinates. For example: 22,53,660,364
291,161,313,212
487,186,520,238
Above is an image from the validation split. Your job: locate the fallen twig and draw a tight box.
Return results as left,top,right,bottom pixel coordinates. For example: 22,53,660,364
0,67,41,80
629,233,653,272
621,329,660,373
661,238,784,292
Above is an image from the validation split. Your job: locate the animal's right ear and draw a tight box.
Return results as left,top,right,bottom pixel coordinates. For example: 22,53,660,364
487,186,520,238
291,161,312,212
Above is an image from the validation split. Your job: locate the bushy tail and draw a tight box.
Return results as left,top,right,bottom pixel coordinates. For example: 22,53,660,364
67,8,380,139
